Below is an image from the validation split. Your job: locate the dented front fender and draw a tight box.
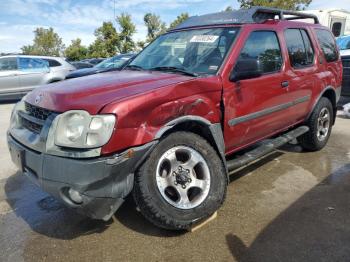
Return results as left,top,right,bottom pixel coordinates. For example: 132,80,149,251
100,76,223,155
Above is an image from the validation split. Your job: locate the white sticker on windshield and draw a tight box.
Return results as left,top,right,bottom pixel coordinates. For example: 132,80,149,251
190,35,219,43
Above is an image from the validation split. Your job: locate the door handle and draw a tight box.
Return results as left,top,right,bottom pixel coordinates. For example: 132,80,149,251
281,81,289,88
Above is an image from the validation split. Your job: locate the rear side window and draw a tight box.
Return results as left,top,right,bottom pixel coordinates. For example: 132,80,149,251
284,29,314,68
19,58,49,71
44,59,61,67
239,31,282,74
315,29,338,63
0,57,18,71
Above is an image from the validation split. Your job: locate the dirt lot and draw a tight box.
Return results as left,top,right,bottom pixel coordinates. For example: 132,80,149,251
1,99,350,262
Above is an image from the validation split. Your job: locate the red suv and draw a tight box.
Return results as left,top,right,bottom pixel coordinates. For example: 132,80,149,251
7,7,342,230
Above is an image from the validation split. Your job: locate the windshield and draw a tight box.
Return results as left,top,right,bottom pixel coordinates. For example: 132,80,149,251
336,36,350,50
128,27,239,75
95,56,130,69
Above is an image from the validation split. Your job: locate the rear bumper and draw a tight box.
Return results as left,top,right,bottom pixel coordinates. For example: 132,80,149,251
7,133,156,220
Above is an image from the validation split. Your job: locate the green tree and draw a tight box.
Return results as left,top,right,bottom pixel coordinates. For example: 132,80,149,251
169,13,189,30
21,27,65,56
21,45,36,55
136,40,146,50
144,13,167,43
238,0,312,10
117,13,136,53
88,22,119,58
224,6,234,11
64,38,88,61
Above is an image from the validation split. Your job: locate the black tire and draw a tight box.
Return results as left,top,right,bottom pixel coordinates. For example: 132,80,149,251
298,97,333,151
133,131,227,230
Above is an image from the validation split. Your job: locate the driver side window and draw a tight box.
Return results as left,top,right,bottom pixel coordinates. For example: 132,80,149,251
238,31,282,74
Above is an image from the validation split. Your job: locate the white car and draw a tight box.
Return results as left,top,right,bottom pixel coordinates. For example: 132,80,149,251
0,55,75,100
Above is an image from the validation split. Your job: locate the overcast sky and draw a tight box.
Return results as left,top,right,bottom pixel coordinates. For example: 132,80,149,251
0,0,348,53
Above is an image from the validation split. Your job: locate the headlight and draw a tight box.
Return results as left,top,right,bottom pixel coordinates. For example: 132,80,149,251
9,96,26,129
54,110,116,149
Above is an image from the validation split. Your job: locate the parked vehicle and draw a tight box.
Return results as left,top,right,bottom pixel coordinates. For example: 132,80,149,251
7,7,342,230
66,54,135,79
336,35,350,96
0,55,75,100
70,61,94,69
80,58,105,65
301,9,350,37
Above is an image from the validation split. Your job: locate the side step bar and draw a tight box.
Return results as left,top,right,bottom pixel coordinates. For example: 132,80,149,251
226,126,309,172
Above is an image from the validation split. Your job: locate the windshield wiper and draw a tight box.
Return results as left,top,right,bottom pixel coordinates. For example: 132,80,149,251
149,66,198,77
124,65,144,71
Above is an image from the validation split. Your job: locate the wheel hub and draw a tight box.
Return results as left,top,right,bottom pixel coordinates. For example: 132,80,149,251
173,166,191,188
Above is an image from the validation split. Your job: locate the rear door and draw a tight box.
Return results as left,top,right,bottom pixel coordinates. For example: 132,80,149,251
223,29,295,152
282,28,316,123
0,57,20,95
18,57,50,91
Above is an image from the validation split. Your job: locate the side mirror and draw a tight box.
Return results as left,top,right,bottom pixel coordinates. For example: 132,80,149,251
230,58,262,82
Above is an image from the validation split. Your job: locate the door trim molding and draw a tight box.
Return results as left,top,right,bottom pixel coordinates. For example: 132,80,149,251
228,95,310,127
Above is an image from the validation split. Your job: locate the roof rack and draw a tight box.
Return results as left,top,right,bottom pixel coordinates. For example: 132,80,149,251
172,6,319,31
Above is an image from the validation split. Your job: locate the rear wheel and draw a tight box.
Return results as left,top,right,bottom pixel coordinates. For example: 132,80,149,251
298,97,333,151
133,131,227,230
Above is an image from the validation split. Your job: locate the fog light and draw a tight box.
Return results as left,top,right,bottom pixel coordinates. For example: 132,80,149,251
68,188,83,204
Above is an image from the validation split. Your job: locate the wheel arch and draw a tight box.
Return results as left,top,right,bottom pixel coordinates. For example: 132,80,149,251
309,86,337,125
155,116,228,176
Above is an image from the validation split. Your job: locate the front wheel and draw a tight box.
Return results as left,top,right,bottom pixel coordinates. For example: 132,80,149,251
133,131,227,230
298,97,333,151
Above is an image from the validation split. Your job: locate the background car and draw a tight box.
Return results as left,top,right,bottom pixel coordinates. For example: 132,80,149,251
80,58,105,65
70,61,94,69
0,55,75,100
336,35,350,96
66,53,135,79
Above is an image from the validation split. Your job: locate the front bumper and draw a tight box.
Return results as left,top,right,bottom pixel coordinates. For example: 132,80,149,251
7,133,156,221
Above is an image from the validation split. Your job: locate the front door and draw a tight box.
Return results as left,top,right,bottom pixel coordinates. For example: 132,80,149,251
223,30,294,153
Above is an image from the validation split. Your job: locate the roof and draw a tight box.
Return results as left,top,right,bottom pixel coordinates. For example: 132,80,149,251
1,55,66,61
171,6,319,31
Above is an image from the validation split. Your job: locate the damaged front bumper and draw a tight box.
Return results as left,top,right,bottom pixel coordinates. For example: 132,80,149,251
7,133,156,221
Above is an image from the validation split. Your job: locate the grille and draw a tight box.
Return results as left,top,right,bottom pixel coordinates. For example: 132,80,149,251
25,102,53,121
20,102,56,134
21,117,42,133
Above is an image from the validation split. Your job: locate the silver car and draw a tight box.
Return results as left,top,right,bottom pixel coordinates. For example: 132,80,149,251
0,55,75,100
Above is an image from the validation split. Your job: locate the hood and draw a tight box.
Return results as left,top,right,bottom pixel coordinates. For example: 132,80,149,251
26,70,192,114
